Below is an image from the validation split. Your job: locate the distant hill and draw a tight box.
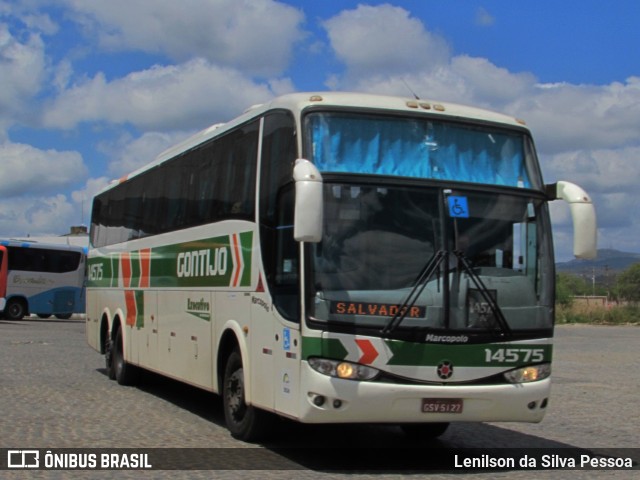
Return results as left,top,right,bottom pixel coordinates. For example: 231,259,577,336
556,249,640,275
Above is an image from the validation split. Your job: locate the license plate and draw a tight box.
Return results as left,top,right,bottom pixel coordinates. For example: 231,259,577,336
421,398,463,413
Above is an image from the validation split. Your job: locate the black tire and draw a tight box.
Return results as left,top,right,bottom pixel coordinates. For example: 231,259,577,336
112,327,139,386
401,422,450,440
105,333,116,380
222,349,273,442
55,313,73,320
4,298,27,320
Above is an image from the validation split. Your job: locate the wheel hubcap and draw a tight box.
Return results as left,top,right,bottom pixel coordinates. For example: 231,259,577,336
226,369,246,423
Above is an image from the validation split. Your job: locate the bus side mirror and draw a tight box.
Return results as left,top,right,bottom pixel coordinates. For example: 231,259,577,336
293,158,323,242
546,181,597,259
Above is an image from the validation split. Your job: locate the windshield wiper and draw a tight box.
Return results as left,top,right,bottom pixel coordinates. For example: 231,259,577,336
381,250,447,336
381,249,513,338
453,250,512,338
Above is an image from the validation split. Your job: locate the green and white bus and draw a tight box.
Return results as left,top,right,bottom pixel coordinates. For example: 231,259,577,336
86,92,596,441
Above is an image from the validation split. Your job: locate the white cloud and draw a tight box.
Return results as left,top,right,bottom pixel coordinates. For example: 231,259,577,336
52,58,73,92
0,172,108,238
70,176,111,225
541,147,640,194
0,141,87,197
508,77,640,154
71,176,110,206
63,0,305,76
0,194,76,237
475,7,495,27
101,130,195,177
322,4,450,81
42,59,278,131
20,12,58,35
0,23,47,130
450,56,535,106
543,146,640,259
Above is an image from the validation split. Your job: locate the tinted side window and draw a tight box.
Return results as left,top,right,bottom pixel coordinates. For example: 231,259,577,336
219,121,259,219
259,111,299,321
90,119,260,248
8,247,81,273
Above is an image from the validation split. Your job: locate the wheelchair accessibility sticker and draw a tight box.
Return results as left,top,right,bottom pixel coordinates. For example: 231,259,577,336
283,328,291,351
448,196,469,218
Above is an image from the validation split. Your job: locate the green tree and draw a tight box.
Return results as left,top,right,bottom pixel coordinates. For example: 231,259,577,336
616,263,640,303
556,273,590,306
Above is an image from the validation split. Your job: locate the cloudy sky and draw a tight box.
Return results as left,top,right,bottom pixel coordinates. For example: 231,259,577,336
1,0,638,261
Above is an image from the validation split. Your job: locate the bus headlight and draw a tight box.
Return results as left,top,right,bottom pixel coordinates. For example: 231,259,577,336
503,363,551,383
308,357,379,381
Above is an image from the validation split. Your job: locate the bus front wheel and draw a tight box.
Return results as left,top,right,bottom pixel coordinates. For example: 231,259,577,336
222,349,272,442
4,298,27,320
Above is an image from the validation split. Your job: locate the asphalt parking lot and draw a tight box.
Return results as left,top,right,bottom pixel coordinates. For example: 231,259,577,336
1,317,638,479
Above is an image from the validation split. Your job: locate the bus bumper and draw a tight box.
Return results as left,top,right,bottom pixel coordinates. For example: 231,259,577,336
297,361,550,424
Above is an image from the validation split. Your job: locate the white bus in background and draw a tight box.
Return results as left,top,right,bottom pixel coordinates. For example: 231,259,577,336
86,92,596,442
0,240,87,320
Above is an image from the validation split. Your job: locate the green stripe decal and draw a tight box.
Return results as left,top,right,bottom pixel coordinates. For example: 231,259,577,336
386,341,552,367
302,336,552,368
130,251,141,288
302,337,349,360
87,231,253,289
135,290,144,328
110,256,119,287
239,231,253,287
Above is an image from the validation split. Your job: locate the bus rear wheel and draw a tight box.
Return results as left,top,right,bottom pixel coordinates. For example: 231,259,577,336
112,326,139,386
5,298,27,320
222,349,273,442
105,334,115,380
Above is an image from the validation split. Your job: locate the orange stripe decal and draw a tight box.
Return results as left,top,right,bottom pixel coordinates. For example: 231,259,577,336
232,233,242,287
121,253,132,288
139,248,151,288
124,290,136,327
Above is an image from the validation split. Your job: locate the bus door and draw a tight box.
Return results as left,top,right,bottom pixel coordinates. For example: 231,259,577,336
249,280,276,410
249,284,302,418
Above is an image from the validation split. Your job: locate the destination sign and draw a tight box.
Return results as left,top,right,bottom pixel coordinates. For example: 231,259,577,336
330,301,426,318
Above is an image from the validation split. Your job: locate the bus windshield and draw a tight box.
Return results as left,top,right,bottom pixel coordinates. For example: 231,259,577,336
305,111,541,189
309,183,554,333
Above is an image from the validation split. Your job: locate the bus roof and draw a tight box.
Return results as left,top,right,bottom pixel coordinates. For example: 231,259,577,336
100,91,530,195
0,239,87,253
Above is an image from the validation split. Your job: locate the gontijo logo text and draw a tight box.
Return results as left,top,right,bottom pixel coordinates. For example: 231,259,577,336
177,247,227,278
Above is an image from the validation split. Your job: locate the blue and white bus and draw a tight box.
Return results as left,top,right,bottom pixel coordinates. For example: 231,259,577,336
0,240,87,320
